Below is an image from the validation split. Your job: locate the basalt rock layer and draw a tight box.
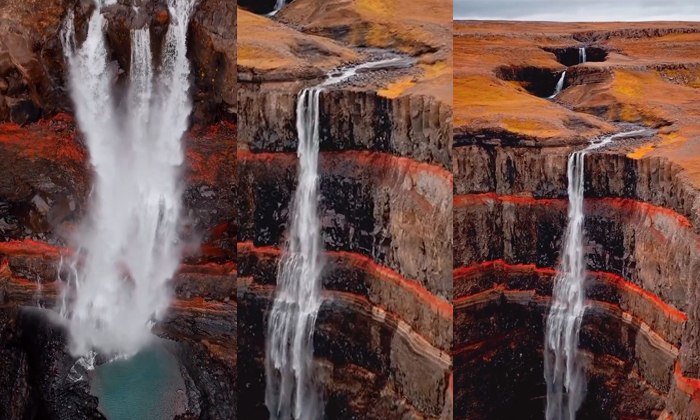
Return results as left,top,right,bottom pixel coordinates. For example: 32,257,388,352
237,1,452,417
237,149,453,419
455,21,700,420
0,116,237,419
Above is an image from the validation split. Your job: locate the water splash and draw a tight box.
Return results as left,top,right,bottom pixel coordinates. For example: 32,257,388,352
60,0,196,357
548,71,566,99
579,48,587,64
265,58,402,420
544,130,646,420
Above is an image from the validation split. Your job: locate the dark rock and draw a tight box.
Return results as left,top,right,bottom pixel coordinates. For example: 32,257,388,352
9,99,42,125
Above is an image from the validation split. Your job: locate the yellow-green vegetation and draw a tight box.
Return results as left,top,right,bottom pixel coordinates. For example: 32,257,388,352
237,7,359,73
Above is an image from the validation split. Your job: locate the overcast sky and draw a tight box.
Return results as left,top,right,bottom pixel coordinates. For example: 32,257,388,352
454,0,700,21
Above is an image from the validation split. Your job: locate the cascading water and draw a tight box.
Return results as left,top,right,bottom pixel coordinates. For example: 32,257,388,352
265,58,401,420
548,71,566,99
60,0,196,358
579,48,587,64
268,0,287,16
544,130,645,420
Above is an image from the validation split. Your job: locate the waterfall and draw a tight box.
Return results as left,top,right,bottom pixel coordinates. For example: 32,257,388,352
60,0,196,358
579,48,587,64
265,58,401,420
268,0,286,16
544,130,645,420
548,71,566,99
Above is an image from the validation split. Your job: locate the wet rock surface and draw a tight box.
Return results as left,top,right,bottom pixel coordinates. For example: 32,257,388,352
0,306,105,420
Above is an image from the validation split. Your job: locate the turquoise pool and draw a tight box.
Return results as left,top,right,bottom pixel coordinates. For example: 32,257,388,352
90,342,187,420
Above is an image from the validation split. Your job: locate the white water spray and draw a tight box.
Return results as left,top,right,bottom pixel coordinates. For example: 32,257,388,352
60,0,196,357
548,71,566,99
579,48,587,64
268,0,287,16
544,130,646,420
265,58,401,420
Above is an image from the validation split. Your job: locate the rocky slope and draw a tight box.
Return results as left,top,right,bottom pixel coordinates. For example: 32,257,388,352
237,1,453,418
0,0,236,419
455,21,700,420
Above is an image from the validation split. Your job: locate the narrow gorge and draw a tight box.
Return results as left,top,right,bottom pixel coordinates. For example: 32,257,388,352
0,0,235,418
237,1,453,418
455,21,700,420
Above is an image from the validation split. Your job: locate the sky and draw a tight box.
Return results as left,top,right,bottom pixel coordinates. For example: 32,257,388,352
454,0,700,21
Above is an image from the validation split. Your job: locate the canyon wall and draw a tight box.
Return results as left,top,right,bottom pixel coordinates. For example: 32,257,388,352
0,1,237,418
237,86,454,419
454,139,700,420
454,20,700,420
236,2,453,418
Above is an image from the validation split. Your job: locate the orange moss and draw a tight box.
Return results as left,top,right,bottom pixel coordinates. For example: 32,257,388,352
453,75,612,141
378,76,416,98
237,7,359,73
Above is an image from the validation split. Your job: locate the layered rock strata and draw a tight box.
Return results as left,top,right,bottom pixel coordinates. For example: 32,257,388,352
237,1,452,416
0,116,237,419
454,21,700,420
237,147,454,418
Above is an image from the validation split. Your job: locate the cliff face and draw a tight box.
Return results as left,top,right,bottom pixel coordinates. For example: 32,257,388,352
0,1,236,419
237,1,453,418
455,21,700,420
0,0,235,125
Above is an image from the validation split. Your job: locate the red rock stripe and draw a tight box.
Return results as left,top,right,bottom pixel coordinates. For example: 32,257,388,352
676,362,700,402
0,239,71,258
453,287,682,355
237,149,453,184
454,260,687,322
0,239,234,274
242,281,450,354
454,194,693,229
170,297,235,312
326,290,451,362
237,242,452,320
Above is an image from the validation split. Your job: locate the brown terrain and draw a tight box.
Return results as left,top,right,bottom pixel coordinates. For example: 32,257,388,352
237,0,452,419
0,0,236,419
455,20,700,420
